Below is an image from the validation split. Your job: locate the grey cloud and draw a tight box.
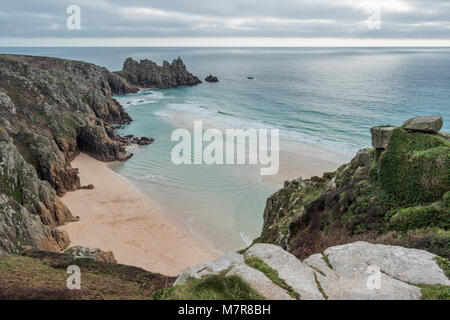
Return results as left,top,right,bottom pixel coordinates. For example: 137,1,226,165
0,0,448,39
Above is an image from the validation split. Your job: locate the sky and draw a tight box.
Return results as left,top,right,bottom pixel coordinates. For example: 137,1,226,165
0,0,449,46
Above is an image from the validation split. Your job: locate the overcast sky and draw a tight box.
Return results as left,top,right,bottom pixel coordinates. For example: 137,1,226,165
0,0,449,46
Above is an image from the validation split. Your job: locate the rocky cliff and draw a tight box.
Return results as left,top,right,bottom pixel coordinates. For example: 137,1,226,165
0,54,193,256
115,57,202,88
260,116,449,260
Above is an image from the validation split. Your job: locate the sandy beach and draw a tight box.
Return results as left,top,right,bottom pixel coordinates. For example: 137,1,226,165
263,148,347,185
59,153,217,276
59,145,345,275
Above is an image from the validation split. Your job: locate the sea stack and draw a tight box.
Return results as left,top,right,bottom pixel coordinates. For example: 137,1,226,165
205,75,219,83
115,57,202,89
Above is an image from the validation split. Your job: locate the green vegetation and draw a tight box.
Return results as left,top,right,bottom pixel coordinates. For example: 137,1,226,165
0,252,173,300
152,271,263,300
322,255,333,270
377,128,449,206
436,256,450,278
11,187,23,204
244,257,300,299
313,273,328,300
261,127,450,260
390,201,449,232
417,284,450,300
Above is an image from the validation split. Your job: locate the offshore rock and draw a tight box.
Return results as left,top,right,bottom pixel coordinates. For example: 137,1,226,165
205,75,219,83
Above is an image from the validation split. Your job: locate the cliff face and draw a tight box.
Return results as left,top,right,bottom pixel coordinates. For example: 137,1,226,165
115,57,202,88
0,54,202,256
260,117,449,260
0,128,75,252
0,55,139,195
0,54,142,254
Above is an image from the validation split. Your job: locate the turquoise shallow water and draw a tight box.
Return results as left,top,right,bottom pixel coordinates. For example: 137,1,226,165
2,47,449,252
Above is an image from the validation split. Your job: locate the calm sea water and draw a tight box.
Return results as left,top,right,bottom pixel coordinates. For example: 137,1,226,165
2,47,449,252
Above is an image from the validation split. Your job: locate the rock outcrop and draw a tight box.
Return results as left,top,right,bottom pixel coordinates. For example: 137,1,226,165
175,242,449,300
403,115,443,133
115,57,201,89
205,75,219,83
370,126,397,149
0,128,76,253
0,54,152,255
0,54,138,195
0,92,16,114
65,245,117,264
261,116,449,260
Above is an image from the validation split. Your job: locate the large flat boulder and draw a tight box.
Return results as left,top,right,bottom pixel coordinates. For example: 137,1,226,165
228,264,294,300
174,242,449,300
305,242,449,300
323,241,449,285
402,115,443,133
245,244,324,300
370,126,397,149
174,252,244,286
174,252,293,300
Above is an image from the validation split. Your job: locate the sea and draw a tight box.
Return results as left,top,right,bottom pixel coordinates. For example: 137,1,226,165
2,47,449,252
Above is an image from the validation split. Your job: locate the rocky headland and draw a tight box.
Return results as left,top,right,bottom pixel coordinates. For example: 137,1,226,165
259,115,449,261
0,54,200,256
115,57,202,89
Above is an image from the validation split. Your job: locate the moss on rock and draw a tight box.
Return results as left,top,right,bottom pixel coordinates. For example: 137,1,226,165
377,128,449,206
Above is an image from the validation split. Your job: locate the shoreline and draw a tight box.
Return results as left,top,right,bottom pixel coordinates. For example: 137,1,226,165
59,153,217,276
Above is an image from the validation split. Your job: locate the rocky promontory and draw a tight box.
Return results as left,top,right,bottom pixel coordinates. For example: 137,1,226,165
0,53,202,257
162,116,448,300
0,54,160,255
115,57,202,89
260,116,449,261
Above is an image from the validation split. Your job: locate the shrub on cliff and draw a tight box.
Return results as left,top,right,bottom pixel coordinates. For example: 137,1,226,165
377,128,449,205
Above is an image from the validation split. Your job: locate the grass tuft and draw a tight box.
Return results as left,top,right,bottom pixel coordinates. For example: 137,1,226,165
244,257,300,299
152,271,264,300
435,256,450,278
417,284,450,300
